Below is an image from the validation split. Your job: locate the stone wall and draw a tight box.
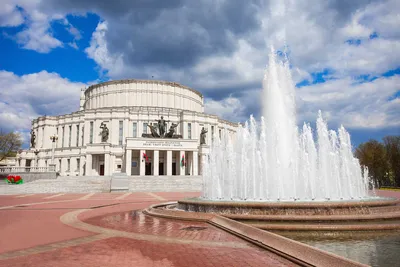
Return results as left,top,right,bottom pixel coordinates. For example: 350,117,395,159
0,172,57,183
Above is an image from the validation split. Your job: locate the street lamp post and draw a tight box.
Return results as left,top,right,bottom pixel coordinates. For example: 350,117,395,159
49,134,58,172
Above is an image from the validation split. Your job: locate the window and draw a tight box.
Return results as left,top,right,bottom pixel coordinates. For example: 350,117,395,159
117,164,122,169
211,126,214,142
76,158,80,171
119,120,123,145
81,126,84,146
42,127,44,148
58,159,61,172
56,127,59,148
67,159,70,171
76,125,80,147
188,123,192,139
132,122,137,138
89,122,94,144
143,123,148,134
219,129,222,140
68,125,72,147
62,126,65,147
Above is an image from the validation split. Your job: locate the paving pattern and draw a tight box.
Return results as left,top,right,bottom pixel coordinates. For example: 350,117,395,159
0,191,299,267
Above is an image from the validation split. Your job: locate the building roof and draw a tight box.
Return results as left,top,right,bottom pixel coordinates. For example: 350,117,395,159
86,79,203,98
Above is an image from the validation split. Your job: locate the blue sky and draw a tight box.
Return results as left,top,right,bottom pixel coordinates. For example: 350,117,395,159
0,0,399,148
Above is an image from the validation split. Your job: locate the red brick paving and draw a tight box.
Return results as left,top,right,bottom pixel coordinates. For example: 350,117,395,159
84,210,242,242
0,209,94,254
2,190,399,266
0,237,297,267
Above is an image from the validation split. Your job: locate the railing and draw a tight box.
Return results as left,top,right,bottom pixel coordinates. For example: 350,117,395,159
0,166,56,173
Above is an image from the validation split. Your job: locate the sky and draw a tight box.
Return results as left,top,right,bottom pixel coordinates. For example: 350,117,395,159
0,0,399,148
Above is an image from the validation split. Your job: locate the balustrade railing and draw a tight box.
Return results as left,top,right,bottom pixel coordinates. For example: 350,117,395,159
0,166,55,173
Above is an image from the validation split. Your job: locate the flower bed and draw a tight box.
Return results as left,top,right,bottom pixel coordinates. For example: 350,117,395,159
6,175,24,184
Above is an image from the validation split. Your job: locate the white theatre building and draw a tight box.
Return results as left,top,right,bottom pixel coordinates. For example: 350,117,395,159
17,80,238,176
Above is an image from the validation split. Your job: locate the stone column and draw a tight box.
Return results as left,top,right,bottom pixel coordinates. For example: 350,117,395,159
21,159,26,167
110,154,116,174
79,156,85,176
166,150,172,176
85,154,92,176
140,149,146,176
153,150,159,176
193,151,198,176
104,153,110,176
125,149,132,176
179,150,185,176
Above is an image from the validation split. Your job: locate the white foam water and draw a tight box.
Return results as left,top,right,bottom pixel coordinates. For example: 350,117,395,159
202,47,371,201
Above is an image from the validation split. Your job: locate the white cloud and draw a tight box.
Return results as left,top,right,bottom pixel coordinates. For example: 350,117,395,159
204,95,246,123
0,3,24,26
0,70,84,134
297,75,400,129
1,0,399,134
0,0,83,53
85,21,124,77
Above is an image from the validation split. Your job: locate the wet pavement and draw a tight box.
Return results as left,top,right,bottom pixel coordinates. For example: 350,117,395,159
0,192,298,267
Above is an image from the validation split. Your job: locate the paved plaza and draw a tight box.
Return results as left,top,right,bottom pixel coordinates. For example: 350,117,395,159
0,190,398,267
0,191,298,267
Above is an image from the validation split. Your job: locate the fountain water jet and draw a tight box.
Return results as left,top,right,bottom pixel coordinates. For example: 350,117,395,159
201,47,371,202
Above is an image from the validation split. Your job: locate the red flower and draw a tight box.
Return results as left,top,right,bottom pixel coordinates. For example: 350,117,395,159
7,175,14,183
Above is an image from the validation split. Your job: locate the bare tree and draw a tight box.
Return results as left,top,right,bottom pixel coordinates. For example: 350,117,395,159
0,130,22,162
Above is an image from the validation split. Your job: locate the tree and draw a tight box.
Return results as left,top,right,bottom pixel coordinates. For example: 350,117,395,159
0,130,22,162
383,136,400,187
355,140,391,187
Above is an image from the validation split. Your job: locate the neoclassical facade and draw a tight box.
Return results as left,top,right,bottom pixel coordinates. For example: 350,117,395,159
17,80,238,176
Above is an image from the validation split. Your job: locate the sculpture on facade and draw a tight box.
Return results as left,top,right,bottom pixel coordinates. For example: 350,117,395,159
142,116,182,139
147,124,160,138
30,129,36,148
155,116,169,137
164,122,179,138
200,127,208,145
100,122,109,142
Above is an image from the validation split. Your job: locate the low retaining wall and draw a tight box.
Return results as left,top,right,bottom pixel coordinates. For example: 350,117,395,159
4,172,57,183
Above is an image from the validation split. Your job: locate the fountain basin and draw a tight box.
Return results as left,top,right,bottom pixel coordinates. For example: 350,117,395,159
176,197,400,231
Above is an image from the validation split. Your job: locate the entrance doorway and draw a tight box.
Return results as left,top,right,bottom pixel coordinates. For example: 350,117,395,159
145,163,152,175
159,163,164,175
100,164,104,176
172,163,176,175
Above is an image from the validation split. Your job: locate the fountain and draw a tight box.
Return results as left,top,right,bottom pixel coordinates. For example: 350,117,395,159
201,46,370,202
143,46,400,267
175,47,400,231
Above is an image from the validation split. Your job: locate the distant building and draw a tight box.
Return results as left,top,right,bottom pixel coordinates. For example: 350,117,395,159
0,157,16,167
17,80,237,176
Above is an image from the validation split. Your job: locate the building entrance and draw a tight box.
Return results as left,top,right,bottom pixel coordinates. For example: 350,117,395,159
100,164,104,176
145,163,152,175
159,163,164,175
172,163,176,175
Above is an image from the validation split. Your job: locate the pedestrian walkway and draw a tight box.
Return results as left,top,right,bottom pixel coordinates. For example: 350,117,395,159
0,192,297,267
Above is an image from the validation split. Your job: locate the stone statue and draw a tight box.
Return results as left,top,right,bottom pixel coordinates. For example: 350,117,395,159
30,129,36,148
100,122,109,142
155,116,169,137
200,127,208,145
164,122,179,138
148,124,160,138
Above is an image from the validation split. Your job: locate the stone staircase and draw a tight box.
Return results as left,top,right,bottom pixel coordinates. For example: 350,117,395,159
0,175,202,194
129,175,202,192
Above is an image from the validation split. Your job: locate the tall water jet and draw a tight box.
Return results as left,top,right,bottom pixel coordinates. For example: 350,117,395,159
201,47,371,201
